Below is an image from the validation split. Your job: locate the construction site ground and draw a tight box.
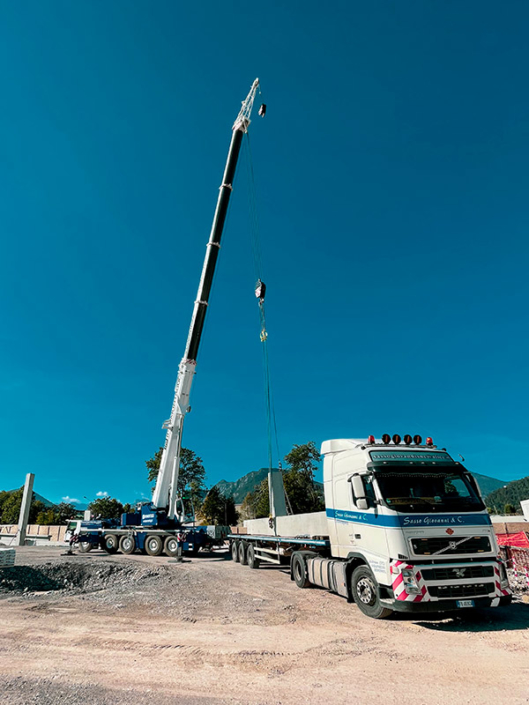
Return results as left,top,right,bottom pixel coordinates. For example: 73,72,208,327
1,546,528,705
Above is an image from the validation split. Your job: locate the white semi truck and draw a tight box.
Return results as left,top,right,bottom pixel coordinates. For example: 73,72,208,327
229,435,512,619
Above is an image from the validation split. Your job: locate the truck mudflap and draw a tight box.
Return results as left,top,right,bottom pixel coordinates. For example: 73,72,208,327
388,558,512,610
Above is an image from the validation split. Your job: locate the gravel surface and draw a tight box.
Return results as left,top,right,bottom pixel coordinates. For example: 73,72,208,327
1,546,528,705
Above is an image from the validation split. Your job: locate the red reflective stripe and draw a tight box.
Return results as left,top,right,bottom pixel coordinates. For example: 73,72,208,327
392,573,404,590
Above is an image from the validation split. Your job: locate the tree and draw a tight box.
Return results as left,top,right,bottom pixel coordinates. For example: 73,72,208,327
146,446,207,512
88,496,124,519
504,503,517,515
201,486,238,525
35,502,76,526
240,442,325,519
0,489,47,524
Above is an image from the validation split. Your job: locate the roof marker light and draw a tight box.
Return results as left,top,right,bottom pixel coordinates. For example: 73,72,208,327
413,435,422,445
382,434,391,444
367,435,375,444
426,437,434,446
393,434,402,445
403,434,412,445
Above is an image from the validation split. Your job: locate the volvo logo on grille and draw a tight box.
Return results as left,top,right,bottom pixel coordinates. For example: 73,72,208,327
453,568,466,578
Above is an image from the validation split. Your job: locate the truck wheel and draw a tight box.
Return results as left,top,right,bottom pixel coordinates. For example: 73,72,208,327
145,534,163,557
292,553,310,588
351,566,392,620
247,544,260,569
231,541,240,563
79,541,92,553
164,536,179,557
239,542,248,565
104,534,119,554
119,535,136,555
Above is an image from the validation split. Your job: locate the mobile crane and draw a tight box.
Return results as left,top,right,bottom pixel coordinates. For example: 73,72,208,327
75,79,263,557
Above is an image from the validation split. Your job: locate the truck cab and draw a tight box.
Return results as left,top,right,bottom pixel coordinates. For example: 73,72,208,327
322,436,511,615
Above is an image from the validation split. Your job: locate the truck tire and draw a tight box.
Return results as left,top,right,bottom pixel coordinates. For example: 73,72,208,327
231,540,240,563
119,535,136,555
164,536,180,557
78,541,92,553
350,565,393,620
247,544,260,569
292,553,310,588
104,534,119,554
239,541,248,565
145,534,163,557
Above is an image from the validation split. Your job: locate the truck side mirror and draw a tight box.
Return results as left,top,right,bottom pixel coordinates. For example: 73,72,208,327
351,475,368,510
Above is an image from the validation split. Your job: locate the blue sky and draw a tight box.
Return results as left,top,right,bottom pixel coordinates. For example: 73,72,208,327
1,1,528,505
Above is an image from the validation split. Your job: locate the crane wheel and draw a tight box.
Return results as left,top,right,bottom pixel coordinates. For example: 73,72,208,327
78,541,92,553
239,541,248,565
231,541,240,562
247,544,260,569
104,534,119,554
145,534,163,557
164,536,180,557
119,535,136,555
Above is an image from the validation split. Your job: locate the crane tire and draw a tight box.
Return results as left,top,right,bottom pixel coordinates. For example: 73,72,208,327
239,541,248,565
247,544,260,569
145,534,163,557
78,541,92,553
164,536,180,557
104,534,119,554
119,535,136,555
292,553,310,588
231,540,240,562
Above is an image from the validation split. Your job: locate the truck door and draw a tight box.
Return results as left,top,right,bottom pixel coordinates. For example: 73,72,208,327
349,473,390,582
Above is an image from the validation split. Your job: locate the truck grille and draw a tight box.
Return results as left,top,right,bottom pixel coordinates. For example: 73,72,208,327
411,536,491,556
428,583,494,599
421,565,494,581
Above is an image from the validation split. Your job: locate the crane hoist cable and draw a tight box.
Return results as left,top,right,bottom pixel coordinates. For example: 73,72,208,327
244,132,292,515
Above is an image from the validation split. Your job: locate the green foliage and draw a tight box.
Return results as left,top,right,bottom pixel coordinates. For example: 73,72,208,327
201,486,238,526
240,442,325,519
504,503,517,515
88,496,124,519
486,476,529,514
35,502,77,526
122,503,133,514
0,488,48,525
146,446,207,512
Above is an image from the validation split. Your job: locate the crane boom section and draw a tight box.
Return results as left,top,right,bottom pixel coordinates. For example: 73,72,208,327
152,79,260,518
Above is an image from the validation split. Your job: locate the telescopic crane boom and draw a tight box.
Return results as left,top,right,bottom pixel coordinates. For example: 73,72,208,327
152,79,261,520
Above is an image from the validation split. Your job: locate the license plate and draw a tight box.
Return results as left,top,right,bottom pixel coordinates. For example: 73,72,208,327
456,599,475,608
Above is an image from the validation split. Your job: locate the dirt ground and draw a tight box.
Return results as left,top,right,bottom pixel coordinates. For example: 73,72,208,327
1,546,528,705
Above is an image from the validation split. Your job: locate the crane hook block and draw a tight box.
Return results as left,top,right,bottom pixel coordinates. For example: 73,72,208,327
255,279,266,301
258,104,267,117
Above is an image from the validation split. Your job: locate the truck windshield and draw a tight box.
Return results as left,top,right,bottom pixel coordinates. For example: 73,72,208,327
374,469,484,513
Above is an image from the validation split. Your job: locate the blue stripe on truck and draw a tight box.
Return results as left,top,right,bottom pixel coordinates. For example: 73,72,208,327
326,508,492,528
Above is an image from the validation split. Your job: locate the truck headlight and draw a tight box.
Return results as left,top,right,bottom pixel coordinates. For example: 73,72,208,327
401,569,421,595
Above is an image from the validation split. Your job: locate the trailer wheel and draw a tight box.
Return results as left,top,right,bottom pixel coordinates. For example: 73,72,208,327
104,534,119,554
145,534,163,557
164,536,179,557
239,541,248,565
292,553,310,588
351,566,392,620
231,541,240,562
78,541,92,553
247,544,260,569
119,535,136,555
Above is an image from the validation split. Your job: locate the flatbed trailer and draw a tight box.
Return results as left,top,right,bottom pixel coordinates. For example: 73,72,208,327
228,533,330,567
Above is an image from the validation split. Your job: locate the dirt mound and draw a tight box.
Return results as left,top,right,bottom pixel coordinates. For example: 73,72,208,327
0,561,152,596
